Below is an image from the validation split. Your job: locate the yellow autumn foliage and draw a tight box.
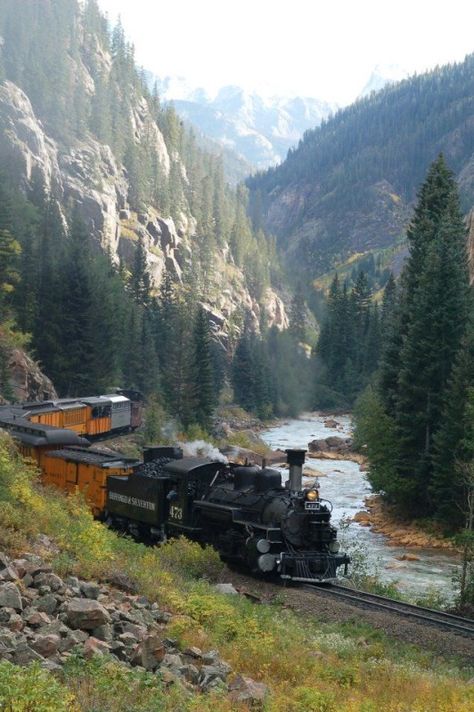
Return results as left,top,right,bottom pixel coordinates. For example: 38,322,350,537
0,432,472,711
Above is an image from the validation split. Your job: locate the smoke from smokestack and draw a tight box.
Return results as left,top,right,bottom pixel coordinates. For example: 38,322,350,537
178,440,228,464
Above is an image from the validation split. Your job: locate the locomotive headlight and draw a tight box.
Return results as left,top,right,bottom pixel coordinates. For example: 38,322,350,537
306,489,318,501
329,540,340,553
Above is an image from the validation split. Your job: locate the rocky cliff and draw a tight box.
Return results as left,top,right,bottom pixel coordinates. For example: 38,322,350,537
0,55,288,341
0,78,287,335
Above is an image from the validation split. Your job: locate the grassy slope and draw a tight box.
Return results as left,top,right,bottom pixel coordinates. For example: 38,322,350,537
0,433,472,711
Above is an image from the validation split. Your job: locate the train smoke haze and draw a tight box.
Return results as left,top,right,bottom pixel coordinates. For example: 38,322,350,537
179,440,228,463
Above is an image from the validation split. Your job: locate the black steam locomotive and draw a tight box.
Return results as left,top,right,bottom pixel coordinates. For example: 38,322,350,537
106,447,350,582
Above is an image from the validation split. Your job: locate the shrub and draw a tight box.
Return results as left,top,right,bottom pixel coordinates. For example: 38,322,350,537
0,661,75,712
152,537,224,582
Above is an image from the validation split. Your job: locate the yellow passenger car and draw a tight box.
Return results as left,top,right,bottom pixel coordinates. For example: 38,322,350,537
28,401,89,435
41,447,139,516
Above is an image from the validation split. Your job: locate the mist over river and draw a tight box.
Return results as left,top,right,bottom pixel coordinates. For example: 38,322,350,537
260,414,461,601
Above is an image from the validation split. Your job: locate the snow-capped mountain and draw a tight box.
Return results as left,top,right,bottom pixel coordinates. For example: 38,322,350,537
150,76,335,169
359,64,409,98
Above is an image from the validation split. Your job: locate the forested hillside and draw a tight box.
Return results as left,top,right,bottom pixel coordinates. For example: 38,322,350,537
0,0,313,420
247,55,474,276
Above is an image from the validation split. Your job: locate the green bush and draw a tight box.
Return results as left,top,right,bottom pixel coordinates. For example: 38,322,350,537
0,661,74,712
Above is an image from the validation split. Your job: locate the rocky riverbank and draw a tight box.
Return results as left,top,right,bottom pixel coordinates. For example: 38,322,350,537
353,495,457,552
0,549,267,706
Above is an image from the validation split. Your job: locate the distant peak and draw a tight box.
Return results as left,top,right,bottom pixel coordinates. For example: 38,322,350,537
359,64,409,98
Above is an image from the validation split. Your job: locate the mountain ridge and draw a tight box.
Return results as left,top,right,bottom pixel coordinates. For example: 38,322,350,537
150,75,335,169
246,54,474,277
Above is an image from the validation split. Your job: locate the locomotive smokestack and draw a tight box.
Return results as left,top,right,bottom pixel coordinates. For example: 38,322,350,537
285,449,306,493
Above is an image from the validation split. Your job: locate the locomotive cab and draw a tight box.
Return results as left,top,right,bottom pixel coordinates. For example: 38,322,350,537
163,458,224,535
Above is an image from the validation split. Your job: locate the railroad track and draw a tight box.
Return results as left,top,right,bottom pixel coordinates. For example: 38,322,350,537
304,583,474,637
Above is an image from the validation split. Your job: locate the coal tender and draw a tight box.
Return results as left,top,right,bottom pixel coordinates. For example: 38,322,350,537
106,447,350,582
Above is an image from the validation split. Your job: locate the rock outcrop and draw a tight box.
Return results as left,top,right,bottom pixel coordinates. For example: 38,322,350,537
7,348,57,403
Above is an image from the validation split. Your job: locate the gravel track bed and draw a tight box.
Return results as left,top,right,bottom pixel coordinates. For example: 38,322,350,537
222,570,474,665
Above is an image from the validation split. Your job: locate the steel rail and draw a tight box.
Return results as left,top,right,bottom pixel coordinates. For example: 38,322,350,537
303,583,474,637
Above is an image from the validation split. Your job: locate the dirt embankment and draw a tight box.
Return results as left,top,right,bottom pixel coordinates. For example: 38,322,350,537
353,495,458,552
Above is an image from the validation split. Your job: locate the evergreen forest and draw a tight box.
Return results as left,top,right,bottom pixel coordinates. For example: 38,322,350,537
354,155,474,535
0,0,310,426
247,53,474,275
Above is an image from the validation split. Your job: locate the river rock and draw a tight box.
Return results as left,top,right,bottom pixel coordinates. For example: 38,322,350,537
396,553,421,562
308,436,353,454
63,598,111,630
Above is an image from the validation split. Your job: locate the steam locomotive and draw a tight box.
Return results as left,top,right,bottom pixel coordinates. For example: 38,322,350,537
105,446,350,582
1,399,349,581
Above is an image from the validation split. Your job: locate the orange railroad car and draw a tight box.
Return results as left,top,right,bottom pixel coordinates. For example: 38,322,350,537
40,447,139,516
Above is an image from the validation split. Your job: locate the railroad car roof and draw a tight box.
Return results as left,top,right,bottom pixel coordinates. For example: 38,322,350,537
45,446,139,468
102,394,130,404
80,397,112,406
164,457,222,477
0,417,89,446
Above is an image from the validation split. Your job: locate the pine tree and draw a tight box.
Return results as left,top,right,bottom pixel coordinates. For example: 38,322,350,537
232,332,255,412
130,235,150,306
190,306,216,430
372,156,470,515
431,324,474,527
289,283,306,343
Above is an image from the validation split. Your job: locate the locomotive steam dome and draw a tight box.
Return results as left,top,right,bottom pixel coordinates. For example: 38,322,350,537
254,467,282,492
233,465,259,490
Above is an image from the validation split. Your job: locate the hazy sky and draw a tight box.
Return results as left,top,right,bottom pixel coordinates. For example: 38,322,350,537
97,0,474,104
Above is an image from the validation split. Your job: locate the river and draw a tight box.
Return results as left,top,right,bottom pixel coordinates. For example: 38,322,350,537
260,413,460,601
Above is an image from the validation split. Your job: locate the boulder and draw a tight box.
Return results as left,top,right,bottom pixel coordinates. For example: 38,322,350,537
58,629,89,653
229,675,269,704
31,634,60,658
183,646,202,659
214,583,238,595
25,611,51,628
35,594,58,615
83,637,111,659
0,566,20,582
199,660,232,688
7,614,24,632
308,436,353,454
63,599,111,630
92,624,114,642
131,633,165,671
13,642,43,666
0,583,23,611
80,581,101,600
33,573,64,592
